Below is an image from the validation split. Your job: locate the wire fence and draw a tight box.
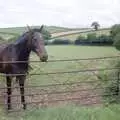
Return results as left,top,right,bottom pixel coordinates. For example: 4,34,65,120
0,56,120,112
0,55,119,63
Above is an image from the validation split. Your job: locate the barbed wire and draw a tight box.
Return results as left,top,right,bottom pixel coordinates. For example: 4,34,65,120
0,67,119,77
0,55,119,64
0,77,117,90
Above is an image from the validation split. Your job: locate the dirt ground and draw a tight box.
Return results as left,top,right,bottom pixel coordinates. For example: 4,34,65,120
0,79,103,111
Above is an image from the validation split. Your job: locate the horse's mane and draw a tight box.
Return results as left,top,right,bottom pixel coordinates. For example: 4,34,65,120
15,28,41,45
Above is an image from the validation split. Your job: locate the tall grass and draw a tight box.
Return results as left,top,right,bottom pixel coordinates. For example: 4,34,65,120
1,104,120,120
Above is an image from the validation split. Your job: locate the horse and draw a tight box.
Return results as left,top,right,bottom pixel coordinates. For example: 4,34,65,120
0,25,48,110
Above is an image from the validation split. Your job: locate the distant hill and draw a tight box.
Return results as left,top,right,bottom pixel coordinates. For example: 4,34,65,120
51,28,110,40
0,25,110,42
0,25,90,35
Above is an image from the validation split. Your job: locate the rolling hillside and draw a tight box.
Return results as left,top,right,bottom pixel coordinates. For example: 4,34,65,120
0,25,89,35
0,26,110,41
51,28,110,40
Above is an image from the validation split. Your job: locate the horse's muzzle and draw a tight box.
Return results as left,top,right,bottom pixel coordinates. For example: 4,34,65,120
40,55,48,62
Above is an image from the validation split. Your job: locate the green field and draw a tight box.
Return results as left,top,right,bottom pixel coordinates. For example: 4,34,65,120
0,45,119,90
45,45,117,59
0,45,119,94
0,45,117,85
0,46,120,119
25,45,119,86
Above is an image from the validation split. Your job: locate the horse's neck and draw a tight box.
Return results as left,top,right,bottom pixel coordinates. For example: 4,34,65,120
15,36,31,62
18,44,31,61
13,37,32,71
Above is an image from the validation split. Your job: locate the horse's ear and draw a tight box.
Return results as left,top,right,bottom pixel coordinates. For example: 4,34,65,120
26,24,32,32
39,25,44,32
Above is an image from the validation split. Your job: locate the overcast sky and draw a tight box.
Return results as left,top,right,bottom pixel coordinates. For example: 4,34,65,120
0,0,119,28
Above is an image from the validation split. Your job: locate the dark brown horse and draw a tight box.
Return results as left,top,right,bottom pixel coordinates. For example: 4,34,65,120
0,25,48,110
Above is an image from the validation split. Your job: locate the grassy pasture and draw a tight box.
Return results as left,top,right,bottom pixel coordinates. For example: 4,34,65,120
51,29,92,38
27,45,119,86
0,45,117,86
0,45,120,119
0,45,119,93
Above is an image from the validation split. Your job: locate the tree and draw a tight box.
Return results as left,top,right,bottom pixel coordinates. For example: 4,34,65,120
110,24,120,38
8,26,52,42
74,35,86,45
41,29,51,40
91,21,100,31
87,33,97,42
111,24,120,50
113,33,120,50
0,36,5,41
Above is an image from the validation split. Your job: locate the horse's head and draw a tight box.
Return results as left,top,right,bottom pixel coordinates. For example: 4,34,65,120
27,25,48,62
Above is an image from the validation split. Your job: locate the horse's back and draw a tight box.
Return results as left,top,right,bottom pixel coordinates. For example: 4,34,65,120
0,43,9,53
0,43,17,73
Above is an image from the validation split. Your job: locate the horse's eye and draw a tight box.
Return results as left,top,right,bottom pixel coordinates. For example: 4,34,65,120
34,38,37,41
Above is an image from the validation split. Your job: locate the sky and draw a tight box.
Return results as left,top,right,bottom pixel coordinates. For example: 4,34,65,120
0,0,119,28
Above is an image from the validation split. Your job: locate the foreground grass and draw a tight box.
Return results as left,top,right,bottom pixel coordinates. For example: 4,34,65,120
1,104,120,120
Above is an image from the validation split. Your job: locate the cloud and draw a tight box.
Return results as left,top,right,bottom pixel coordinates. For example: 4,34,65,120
0,0,119,28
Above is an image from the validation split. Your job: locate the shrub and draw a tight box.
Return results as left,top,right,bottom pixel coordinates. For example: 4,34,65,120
75,35,86,45
0,36,5,42
75,34,113,46
87,33,97,42
52,39,71,45
98,59,120,104
97,34,113,45
113,33,120,50
110,24,120,38
41,29,51,40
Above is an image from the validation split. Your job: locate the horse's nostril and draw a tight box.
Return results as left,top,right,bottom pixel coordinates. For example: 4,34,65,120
40,55,48,62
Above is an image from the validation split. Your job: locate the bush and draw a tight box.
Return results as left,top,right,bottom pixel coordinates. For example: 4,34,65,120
75,35,86,45
110,24,120,38
52,39,71,45
98,59,120,104
0,36,5,42
44,40,48,45
74,33,113,46
41,29,51,40
113,33,120,50
76,35,86,41
97,34,113,45
87,33,97,42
